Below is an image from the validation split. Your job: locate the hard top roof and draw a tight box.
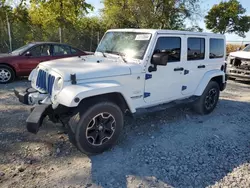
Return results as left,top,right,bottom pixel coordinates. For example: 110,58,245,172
107,28,225,38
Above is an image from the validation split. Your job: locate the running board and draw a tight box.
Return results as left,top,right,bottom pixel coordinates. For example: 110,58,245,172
134,96,198,117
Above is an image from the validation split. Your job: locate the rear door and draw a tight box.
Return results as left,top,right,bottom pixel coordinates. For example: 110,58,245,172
181,36,207,96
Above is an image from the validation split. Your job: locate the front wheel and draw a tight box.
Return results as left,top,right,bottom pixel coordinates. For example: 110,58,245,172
68,102,124,155
193,81,220,115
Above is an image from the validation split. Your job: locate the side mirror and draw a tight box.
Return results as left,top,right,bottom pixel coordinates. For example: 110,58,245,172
151,52,168,66
148,52,168,72
24,51,32,57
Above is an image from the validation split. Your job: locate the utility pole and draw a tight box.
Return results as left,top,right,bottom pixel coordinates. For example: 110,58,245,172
90,27,93,52
6,12,12,52
59,27,62,43
97,31,100,44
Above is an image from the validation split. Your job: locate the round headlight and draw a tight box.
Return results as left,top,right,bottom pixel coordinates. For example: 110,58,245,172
28,68,38,81
54,77,63,92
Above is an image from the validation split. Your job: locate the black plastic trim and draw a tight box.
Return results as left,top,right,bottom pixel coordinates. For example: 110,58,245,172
26,104,50,134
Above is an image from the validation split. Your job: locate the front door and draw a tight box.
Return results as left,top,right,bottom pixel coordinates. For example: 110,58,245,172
144,35,187,104
19,44,52,74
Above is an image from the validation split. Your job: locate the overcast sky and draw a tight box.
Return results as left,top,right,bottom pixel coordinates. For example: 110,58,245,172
86,0,250,43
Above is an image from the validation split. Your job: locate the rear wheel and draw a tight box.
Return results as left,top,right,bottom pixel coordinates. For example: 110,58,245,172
0,65,15,84
193,81,220,115
68,101,124,155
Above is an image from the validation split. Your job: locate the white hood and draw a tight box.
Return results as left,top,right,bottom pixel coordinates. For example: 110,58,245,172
39,55,142,81
230,51,250,59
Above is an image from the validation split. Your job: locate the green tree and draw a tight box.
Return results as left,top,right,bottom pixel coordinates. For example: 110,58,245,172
29,0,94,42
102,0,200,30
205,0,250,37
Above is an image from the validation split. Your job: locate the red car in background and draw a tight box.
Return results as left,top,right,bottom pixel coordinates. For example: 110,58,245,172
0,42,89,83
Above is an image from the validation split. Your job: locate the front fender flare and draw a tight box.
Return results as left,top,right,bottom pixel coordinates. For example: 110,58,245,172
195,70,225,96
55,81,136,113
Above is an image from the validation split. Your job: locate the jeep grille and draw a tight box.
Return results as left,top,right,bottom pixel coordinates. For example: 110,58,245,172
36,69,55,95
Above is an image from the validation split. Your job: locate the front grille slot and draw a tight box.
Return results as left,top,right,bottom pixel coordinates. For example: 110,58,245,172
36,70,55,95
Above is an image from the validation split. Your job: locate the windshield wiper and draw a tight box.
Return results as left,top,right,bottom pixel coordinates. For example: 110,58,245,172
101,51,107,57
104,50,127,63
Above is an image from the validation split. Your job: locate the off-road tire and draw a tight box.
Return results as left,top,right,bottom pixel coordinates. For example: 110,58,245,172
193,81,220,115
68,101,124,155
0,65,15,84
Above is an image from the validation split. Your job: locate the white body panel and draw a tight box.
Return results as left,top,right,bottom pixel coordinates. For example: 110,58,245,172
144,34,186,104
229,51,250,59
28,29,226,113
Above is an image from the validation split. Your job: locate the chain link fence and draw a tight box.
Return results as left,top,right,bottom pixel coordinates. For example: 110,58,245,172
0,22,105,53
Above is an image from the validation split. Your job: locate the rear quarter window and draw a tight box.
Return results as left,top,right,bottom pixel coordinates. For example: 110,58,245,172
209,38,224,59
187,38,205,61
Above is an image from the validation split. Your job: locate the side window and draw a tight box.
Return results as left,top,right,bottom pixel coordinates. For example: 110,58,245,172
40,44,51,56
29,44,51,57
71,47,79,54
154,37,181,62
209,38,224,59
53,45,71,56
187,38,205,60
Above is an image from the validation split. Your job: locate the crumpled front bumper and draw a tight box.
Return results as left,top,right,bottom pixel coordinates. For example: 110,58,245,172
14,88,51,134
14,88,36,105
227,67,250,81
26,104,51,134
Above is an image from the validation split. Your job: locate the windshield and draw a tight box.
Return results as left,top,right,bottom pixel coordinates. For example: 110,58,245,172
96,32,152,60
11,43,35,55
243,45,250,52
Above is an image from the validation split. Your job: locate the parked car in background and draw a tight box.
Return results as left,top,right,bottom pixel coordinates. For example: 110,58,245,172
227,44,250,81
0,42,89,83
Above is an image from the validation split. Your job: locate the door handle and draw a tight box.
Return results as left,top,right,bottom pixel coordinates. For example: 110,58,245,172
184,70,189,75
198,65,206,68
174,67,184,71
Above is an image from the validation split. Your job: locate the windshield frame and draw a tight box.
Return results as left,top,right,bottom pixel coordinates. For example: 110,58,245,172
11,43,36,55
95,31,152,61
243,45,250,52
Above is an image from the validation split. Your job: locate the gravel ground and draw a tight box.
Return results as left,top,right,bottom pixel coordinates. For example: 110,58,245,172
0,79,250,188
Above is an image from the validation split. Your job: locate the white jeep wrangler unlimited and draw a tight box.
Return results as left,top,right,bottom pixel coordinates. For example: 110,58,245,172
15,29,227,154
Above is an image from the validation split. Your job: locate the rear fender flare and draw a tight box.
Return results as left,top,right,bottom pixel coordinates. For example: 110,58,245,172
195,70,225,96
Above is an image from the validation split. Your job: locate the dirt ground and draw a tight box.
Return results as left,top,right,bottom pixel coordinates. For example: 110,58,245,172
0,79,250,188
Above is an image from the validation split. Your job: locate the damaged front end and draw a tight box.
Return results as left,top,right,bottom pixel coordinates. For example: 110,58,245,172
14,87,51,134
14,67,73,134
227,55,250,81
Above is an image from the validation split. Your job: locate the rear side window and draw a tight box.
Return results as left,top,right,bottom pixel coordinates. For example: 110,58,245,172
71,47,79,54
29,44,51,57
53,45,71,56
187,38,205,60
154,37,181,62
209,38,224,59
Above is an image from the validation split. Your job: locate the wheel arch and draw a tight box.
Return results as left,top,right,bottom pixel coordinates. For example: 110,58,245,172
194,70,225,96
0,63,16,76
78,92,132,114
211,75,224,91
55,83,136,114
